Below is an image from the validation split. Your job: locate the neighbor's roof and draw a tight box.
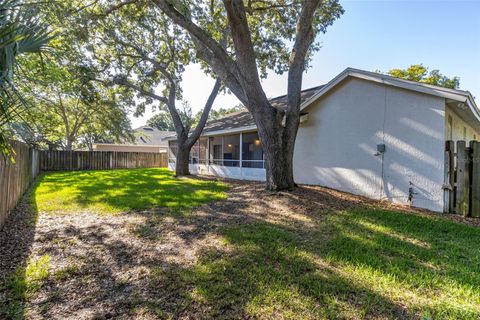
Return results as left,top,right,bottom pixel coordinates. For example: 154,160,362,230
134,126,175,146
202,85,324,134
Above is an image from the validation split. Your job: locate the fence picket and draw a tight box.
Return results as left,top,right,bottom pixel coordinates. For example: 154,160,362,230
470,141,480,217
456,141,469,216
0,141,40,228
39,150,167,171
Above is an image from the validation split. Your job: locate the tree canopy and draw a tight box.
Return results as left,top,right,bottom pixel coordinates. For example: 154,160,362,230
10,0,133,150
386,64,460,89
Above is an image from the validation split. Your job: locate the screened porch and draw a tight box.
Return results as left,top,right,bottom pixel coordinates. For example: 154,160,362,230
168,131,265,169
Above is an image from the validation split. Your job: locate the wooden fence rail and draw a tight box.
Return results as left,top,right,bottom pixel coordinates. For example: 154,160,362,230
444,140,480,217
0,141,40,228
39,150,167,171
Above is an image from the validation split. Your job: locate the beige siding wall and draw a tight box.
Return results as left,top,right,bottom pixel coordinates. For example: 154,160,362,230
445,106,480,142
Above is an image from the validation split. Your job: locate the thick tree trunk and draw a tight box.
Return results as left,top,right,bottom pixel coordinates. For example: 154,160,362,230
175,140,191,176
256,112,298,191
263,141,294,191
153,0,320,191
65,138,73,151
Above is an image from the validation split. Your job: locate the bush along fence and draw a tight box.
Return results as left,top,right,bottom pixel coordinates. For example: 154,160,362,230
0,141,40,228
444,140,480,217
39,150,168,171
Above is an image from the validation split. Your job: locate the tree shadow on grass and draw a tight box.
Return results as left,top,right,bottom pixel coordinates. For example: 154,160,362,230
34,168,229,214
176,221,413,319
160,184,480,318
322,208,480,302
0,180,41,319
3,178,480,319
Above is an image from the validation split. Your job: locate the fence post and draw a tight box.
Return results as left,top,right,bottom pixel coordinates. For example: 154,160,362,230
470,141,480,217
456,141,470,216
444,141,454,213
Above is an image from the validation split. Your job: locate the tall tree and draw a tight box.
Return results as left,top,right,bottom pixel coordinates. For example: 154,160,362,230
92,2,221,175
152,0,344,190
386,64,460,89
11,0,133,151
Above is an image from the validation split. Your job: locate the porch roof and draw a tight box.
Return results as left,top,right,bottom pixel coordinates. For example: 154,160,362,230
201,85,323,135
163,85,324,140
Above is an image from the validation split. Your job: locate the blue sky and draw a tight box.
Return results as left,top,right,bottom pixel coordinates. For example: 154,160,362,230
131,0,480,128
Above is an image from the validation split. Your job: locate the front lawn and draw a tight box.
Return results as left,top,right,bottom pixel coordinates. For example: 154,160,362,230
1,172,479,319
32,168,229,214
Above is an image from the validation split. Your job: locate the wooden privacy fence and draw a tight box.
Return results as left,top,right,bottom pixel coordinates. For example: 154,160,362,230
1,145,168,229
0,141,40,228
444,140,480,217
39,150,168,171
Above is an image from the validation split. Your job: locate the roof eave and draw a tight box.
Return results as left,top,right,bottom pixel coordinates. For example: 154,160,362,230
300,68,474,112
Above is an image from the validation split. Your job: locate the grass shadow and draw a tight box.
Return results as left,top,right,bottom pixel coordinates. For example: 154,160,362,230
33,168,229,215
3,175,480,319
0,179,44,319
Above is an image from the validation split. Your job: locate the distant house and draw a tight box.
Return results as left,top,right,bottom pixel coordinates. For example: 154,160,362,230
93,126,174,153
166,68,480,212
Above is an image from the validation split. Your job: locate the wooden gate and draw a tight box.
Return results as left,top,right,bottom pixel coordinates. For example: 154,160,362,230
444,140,480,217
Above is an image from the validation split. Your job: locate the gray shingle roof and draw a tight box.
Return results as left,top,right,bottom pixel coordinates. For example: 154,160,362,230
203,85,324,134
134,126,175,146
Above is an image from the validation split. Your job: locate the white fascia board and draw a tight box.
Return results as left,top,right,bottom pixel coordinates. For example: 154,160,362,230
163,125,258,141
200,125,258,137
93,143,166,147
300,68,472,112
466,95,480,125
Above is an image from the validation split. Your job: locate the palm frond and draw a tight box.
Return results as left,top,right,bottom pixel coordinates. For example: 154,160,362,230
0,0,53,158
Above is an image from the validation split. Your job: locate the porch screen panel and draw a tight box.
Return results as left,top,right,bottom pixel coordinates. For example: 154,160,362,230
242,132,264,168
209,136,223,165
223,134,240,167
199,138,208,164
168,141,177,163
190,141,200,164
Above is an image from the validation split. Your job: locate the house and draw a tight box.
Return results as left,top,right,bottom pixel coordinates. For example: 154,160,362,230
166,68,480,212
93,126,174,153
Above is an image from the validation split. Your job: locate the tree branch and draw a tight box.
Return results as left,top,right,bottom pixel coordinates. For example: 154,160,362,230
153,0,245,97
223,0,269,110
286,0,321,119
186,78,221,146
99,0,140,17
112,77,168,104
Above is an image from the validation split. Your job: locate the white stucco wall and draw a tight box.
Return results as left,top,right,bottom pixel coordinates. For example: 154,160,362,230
445,106,480,142
294,78,446,211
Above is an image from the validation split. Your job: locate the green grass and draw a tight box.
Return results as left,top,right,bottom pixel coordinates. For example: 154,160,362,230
1,255,51,318
5,168,480,318
33,168,229,215
177,209,480,319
